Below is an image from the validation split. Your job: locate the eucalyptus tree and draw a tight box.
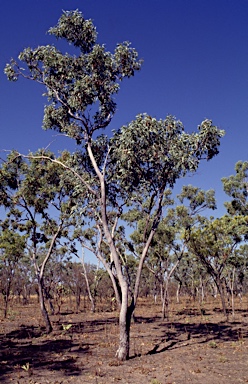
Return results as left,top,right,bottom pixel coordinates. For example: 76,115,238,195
188,214,248,318
175,185,248,314
9,253,32,304
5,10,224,360
166,185,217,307
220,162,248,313
66,260,87,313
173,246,216,303
129,202,178,319
0,150,77,331
0,227,26,317
222,161,248,216
130,185,217,316
223,243,248,315
233,244,248,295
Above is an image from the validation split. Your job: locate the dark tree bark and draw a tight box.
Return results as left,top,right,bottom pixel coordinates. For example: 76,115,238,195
38,277,52,333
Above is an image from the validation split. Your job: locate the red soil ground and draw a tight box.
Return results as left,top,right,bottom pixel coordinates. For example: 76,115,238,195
0,296,247,383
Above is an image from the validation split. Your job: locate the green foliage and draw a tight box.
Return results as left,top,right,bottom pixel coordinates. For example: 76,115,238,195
0,228,26,261
111,115,224,194
21,362,30,372
178,185,216,212
0,227,26,316
208,341,218,348
191,215,248,251
5,10,142,143
62,323,72,331
188,214,248,282
0,150,80,269
222,161,248,215
48,10,97,53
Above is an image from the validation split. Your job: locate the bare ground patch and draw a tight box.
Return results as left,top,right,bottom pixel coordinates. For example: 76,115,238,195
0,297,248,383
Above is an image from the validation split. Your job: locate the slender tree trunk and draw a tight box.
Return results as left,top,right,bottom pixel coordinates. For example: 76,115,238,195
3,294,9,319
30,227,61,333
81,252,95,313
38,277,52,333
3,276,12,318
215,276,228,320
3,268,13,318
162,260,181,319
44,286,55,315
22,285,28,305
162,280,169,320
162,292,168,320
229,268,235,318
176,281,182,304
99,258,122,307
160,283,163,303
116,287,134,360
199,277,204,304
75,287,81,312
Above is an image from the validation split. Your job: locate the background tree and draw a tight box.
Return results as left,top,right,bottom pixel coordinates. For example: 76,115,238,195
222,161,248,215
5,10,224,360
11,254,32,304
0,228,26,317
188,214,248,318
0,150,77,332
221,161,248,315
65,261,86,313
231,244,248,297
130,205,178,319
130,185,217,317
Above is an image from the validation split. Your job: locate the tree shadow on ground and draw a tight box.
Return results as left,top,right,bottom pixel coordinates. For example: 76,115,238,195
52,316,120,336
133,315,161,324
53,317,118,332
146,320,248,356
0,325,91,379
176,308,210,316
0,315,119,379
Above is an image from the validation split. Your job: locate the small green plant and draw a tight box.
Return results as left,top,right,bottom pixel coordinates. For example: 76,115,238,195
62,323,73,340
21,362,33,376
21,362,30,372
219,355,227,363
208,341,217,348
150,380,162,384
62,323,72,331
8,310,18,321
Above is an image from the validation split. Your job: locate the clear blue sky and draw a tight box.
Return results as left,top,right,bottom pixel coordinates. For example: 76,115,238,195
1,0,248,217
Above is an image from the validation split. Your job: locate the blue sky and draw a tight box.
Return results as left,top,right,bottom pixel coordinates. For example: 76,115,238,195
1,0,248,219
